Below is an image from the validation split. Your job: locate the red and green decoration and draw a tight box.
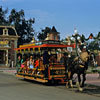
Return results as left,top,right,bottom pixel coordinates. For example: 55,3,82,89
72,32,100,44
95,32,100,40
80,32,100,42
89,33,93,39
81,33,93,41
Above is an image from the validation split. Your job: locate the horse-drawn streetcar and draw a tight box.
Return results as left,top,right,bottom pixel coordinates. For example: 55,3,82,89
14,40,74,84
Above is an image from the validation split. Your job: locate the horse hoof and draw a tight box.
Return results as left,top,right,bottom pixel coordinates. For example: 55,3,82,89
79,87,83,92
69,80,73,88
66,85,69,88
70,85,73,88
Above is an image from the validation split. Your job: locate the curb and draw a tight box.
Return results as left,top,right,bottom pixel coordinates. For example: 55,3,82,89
0,69,16,75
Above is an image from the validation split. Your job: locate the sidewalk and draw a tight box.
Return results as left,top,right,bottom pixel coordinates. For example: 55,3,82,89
86,73,100,87
85,66,100,86
0,67,16,75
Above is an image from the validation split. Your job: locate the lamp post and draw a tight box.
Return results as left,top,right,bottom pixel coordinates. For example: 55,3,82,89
72,28,79,56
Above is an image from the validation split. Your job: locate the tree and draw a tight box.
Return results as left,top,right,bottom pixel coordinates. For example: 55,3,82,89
37,27,51,41
0,6,8,25
0,7,35,46
8,9,35,46
87,40,99,51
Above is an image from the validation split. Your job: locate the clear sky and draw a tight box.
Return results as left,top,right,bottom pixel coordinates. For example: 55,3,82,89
0,0,100,39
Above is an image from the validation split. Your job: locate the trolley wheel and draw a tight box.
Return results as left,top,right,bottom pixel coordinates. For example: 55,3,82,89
46,79,55,86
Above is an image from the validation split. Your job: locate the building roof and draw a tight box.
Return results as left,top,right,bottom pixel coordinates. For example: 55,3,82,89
50,26,58,33
0,26,18,36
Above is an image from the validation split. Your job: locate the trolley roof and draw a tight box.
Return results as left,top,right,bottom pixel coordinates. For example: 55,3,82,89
14,40,74,51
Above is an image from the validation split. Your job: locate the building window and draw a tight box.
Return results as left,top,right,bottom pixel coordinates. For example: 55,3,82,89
3,28,8,35
53,34,56,40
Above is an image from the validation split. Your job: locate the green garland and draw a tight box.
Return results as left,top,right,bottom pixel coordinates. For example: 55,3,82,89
72,32,100,43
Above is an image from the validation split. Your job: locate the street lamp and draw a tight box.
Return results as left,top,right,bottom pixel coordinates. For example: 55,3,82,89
74,28,78,34
72,28,80,56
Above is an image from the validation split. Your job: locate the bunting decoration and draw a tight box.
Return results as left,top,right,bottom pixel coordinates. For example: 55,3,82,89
80,32,100,41
89,33,93,39
71,32,100,46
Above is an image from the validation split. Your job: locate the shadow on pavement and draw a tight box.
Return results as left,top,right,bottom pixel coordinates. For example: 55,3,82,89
80,84,100,97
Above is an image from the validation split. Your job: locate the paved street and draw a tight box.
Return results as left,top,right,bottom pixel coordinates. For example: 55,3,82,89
0,71,100,100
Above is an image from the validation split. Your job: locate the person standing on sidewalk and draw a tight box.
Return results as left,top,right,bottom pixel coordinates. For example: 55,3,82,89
16,56,21,73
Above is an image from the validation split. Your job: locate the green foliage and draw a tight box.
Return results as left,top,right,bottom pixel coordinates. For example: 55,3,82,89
87,40,99,51
0,7,35,46
96,32,100,40
87,32,100,51
37,27,51,41
80,34,85,43
8,9,35,46
0,6,8,25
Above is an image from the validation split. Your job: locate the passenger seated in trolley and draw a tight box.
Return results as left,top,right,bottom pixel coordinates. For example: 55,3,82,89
26,55,34,74
29,56,34,69
26,57,30,68
49,54,57,63
21,56,25,68
16,55,26,73
34,57,40,74
38,55,44,72
34,57,39,68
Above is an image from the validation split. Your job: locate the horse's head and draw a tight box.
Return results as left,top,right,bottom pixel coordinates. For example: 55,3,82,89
80,52,89,62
